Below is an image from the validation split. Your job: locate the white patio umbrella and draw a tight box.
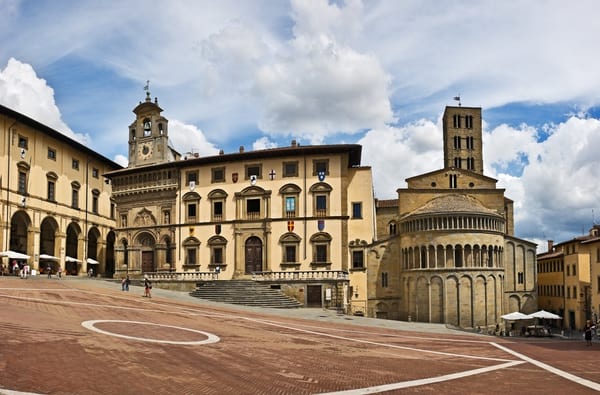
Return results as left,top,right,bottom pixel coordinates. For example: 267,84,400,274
0,250,30,260
501,311,530,320
65,256,81,263
39,254,59,261
528,310,562,320
86,258,99,264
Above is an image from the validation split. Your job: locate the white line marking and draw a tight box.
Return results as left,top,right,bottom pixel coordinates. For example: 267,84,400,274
492,342,600,391
81,320,220,345
317,360,525,394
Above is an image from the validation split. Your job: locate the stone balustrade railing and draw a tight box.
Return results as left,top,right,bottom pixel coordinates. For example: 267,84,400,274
145,270,349,282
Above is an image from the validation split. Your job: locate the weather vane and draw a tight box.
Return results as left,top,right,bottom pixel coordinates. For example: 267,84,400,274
144,80,151,99
453,94,461,107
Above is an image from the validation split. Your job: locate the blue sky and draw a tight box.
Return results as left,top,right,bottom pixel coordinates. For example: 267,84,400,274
2,0,600,250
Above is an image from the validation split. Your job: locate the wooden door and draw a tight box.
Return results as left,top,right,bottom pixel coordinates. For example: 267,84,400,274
307,285,322,307
141,251,154,273
245,237,263,274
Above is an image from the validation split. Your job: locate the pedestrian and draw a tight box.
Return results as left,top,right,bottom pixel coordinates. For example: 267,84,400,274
57,266,62,279
584,321,595,346
143,276,152,298
22,263,29,279
125,275,130,291
12,260,18,276
121,277,126,291
47,264,52,279
215,265,221,279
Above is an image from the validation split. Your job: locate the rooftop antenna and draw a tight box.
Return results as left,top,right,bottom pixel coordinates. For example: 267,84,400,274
453,94,461,107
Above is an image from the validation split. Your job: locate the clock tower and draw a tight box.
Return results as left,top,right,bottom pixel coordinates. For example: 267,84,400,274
128,83,172,167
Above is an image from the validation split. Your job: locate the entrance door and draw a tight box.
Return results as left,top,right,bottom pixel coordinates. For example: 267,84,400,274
307,285,322,307
141,251,154,273
245,237,263,274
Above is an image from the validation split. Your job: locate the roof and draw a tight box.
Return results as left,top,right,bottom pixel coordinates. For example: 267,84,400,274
105,143,363,177
376,199,398,208
0,104,122,169
402,194,502,218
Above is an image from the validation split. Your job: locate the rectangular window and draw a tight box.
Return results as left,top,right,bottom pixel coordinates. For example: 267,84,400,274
211,167,225,183
567,266,570,276
453,136,461,149
48,148,56,160
573,264,577,276
315,245,328,263
283,161,298,177
47,181,55,201
597,247,600,263
186,171,198,184
18,171,27,194
213,248,223,264
72,159,79,170
247,198,260,219
92,168,99,178
352,250,364,269
316,195,327,216
110,203,115,220
213,201,223,221
517,272,524,284
246,164,262,179
18,135,28,149
381,272,388,288
352,202,362,219
449,174,457,188
187,203,197,221
465,115,473,129
453,114,461,128
72,189,79,209
285,196,296,217
597,276,600,293
285,246,296,263
92,196,98,214
313,159,329,176
186,248,197,265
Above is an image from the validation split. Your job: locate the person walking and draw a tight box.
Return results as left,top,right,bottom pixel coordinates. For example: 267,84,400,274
144,277,152,298
584,321,595,346
46,264,52,279
125,275,130,291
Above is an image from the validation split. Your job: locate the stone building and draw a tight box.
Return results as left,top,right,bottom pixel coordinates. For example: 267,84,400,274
537,226,600,330
367,106,538,328
0,104,121,276
104,91,376,311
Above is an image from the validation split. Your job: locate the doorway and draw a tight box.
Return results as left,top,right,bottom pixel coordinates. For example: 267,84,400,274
307,285,322,307
245,237,263,274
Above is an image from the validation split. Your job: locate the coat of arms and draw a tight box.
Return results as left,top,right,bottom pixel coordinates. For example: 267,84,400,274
232,172,238,183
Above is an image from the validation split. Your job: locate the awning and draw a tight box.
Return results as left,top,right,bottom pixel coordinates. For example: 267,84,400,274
0,250,30,260
86,258,99,264
65,256,82,263
500,311,530,320
528,310,562,320
39,254,59,261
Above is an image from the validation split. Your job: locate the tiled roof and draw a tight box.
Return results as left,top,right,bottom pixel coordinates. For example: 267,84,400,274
376,199,398,208
405,194,501,217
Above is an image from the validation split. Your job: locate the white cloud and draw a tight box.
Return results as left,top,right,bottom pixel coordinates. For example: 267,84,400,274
167,120,220,159
252,137,278,151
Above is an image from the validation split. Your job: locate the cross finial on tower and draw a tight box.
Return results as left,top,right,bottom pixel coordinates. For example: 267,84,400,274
144,80,151,101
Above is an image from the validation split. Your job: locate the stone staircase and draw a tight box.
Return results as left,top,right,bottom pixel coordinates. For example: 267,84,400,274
189,280,303,308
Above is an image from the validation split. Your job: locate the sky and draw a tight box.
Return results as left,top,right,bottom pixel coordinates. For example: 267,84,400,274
1,0,600,252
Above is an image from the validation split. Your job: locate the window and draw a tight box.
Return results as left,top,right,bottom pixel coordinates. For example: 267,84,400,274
71,159,79,170
310,232,331,266
573,264,577,276
245,164,262,180
517,272,524,284
465,115,473,129
352,202,362,219
92,189,100,214
72,189,79,209
280,233,301,266
389,221,397,235
163,210,171,224
352,250,364,269
567,266,570,276
467,157,475,170
48,148,56,160
92,168,99,178
143,118,152,137
187,204,197,222
186,248,197,265
110,203,115,219
246,198,260,219
453,136,461,149
316,195,327,216
183,192,200,223
213,201,223,221
211,167,225,183
120,214,127,227
47,181,56,201
453,114,461,128
283,161,298,177
18,171,27,194
449,174,457,188
183,237,200,267
454,157,461,168
313,159,329,176
381,272,388,288
208,236,227,267
597,247,600,263
466,136,474,149
18,135,28,149
186,171,198,185
597,276,600,293
286,197,296,217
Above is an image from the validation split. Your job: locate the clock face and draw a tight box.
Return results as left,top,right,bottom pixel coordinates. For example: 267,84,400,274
138,143,153,159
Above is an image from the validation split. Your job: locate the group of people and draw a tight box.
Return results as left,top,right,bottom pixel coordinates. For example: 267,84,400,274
120,275,152,298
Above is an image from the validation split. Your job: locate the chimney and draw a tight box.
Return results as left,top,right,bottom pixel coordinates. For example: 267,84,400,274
547,240,554,252
291,139,297,147
219,149,224,155
239,146,245,153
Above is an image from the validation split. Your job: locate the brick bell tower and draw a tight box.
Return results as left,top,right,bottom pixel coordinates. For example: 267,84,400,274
442,105,484,175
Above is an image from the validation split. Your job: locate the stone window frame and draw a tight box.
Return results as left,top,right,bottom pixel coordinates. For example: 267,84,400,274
279,183,301,218
279,232,301,267
309,182,332,217
208,189,228,222
182,237,201,269
207,235,227,269
310,232,332,267
183,192,201,223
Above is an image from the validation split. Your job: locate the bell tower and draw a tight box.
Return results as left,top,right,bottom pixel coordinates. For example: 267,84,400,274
442,106,484,174
128,82,171,167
